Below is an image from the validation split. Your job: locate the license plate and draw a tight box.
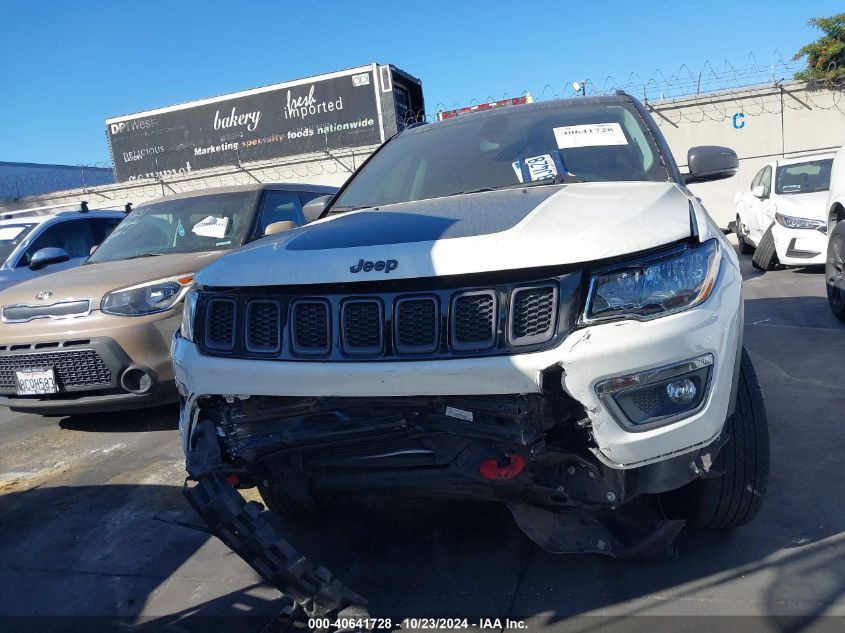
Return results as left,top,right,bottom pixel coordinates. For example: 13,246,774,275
14,368,58,395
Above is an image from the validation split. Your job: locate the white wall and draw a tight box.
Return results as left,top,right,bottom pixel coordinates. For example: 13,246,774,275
651,81,845,227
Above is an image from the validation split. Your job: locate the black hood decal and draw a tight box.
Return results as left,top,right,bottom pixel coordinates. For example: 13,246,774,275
286,186,564,251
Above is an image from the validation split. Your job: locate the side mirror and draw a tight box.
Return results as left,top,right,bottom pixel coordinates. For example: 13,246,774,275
29,247,70,271
302,195,333,222
264,220,298,236
752,185,767,199
684,146,738,184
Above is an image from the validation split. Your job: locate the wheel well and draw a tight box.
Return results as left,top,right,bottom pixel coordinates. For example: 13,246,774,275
830,203,845,234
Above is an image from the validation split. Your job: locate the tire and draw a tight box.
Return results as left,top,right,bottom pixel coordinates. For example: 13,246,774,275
751,224,778,271
736,215,754,254
826,220,845,323
258,481,335,519
683,348,770,529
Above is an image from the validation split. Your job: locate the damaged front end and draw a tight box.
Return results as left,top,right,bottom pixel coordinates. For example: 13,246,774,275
183,366,723,592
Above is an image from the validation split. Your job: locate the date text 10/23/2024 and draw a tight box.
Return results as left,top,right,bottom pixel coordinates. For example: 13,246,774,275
307,618,529,630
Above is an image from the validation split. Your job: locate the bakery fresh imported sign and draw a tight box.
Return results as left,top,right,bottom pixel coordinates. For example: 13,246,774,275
106,67,383,182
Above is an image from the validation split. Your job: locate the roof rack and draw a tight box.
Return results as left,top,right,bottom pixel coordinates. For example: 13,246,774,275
0,202,123,221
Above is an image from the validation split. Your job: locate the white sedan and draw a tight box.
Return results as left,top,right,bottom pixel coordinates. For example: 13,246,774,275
734,153,835,267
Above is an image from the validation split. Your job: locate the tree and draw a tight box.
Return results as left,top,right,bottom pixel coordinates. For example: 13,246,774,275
793,13,845,85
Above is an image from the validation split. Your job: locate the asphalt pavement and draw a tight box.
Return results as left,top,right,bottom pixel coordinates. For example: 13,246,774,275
1,242,843,633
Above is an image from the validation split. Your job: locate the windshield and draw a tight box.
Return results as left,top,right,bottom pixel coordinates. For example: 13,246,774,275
775,159,833,195
87,191,260,264
331,101,668,212
0,223,37,265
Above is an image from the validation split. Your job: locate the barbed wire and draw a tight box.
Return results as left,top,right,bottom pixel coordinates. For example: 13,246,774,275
2,53,843,208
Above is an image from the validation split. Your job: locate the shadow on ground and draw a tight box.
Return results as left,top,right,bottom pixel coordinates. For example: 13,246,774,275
58,403,179,433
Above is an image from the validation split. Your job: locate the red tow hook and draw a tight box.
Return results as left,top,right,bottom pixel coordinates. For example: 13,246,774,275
479,454,526,481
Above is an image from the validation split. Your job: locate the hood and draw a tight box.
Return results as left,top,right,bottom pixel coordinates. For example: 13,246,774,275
197,181,695,287
0,251,225,309
775,190,829,221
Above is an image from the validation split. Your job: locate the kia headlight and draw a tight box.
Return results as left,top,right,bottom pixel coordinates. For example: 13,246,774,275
101,274,195,316
775,213,826,231
584,239,720,322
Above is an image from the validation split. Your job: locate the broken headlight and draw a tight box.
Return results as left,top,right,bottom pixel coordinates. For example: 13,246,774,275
101,274,194,316
584,239,720,323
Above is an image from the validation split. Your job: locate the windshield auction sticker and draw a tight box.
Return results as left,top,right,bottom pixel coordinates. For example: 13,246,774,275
192,216,229,238
553,122,628,149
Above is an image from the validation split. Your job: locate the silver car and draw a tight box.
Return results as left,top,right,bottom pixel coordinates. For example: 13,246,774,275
0,207,125,292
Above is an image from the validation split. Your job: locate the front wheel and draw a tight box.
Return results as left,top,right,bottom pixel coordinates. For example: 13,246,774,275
676,348,770,529
751,224,779,271
826,221,845,323
736,215,754,254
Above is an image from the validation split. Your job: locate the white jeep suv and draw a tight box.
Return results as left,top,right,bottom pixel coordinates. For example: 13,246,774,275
173,93,769,615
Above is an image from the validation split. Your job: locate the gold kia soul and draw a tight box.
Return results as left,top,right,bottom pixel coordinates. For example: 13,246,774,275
0,183,335,415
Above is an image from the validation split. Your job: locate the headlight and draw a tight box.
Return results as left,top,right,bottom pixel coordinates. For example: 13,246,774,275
181,286,199,342
101,274,194,316
775,213,826,231
584,239,720,323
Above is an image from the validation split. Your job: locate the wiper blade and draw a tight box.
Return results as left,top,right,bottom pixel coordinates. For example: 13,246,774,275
123,252,165,260
448,174,584,197
518,173,585,187
330,205,373,214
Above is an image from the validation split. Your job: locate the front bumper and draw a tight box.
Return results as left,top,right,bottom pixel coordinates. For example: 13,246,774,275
0,310,180,414
175,255,742,468
772,223,828,266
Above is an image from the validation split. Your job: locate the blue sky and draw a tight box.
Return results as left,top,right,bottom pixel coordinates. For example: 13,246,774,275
0,0,841,166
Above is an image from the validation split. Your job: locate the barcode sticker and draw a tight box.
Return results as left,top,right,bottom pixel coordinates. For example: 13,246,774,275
553,122,628,148
445,406,474,422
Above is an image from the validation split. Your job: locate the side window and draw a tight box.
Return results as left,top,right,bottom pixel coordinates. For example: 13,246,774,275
91,217,123,243
256,192,305,235
300,191,327,206
760,166,772,197
20,219,95,266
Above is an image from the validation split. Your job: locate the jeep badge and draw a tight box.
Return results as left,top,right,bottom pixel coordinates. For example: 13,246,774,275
349,259,398,274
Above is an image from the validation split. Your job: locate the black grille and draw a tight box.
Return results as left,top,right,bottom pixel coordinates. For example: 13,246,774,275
395,297,438,353
342,300,383,354
510,285,557,344
246,300,281,352
206,299,236,350
195,273,578,361
292,300,330,354
0,349,110,391
629,385,664,416
451,291,496,350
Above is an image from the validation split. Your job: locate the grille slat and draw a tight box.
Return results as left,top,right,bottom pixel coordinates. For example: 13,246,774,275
206,299,236,351
509,285,557,344
0,349,110,391
396,297,438,353
342,300,383,354
246,300,281,353
292,300,330,355
451,291,496,351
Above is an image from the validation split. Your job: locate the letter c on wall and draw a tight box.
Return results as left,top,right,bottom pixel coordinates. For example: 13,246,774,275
732,112,745,129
